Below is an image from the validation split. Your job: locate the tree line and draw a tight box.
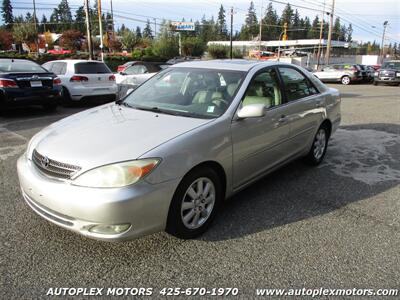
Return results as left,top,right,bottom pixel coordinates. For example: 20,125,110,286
1,0,398,57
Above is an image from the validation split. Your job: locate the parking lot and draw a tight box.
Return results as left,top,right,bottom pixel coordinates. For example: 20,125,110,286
1,84,399,298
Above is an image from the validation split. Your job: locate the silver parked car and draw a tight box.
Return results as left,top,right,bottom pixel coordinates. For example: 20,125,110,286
17,60,341,241
313,64,363,85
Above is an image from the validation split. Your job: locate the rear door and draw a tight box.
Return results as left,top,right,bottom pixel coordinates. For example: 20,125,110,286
74,62,114,87
276,66,324,156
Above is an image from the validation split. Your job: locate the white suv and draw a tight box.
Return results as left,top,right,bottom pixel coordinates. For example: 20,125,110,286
42,60,118,103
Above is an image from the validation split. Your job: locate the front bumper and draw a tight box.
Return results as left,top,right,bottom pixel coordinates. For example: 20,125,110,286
374,77,400,84
17,155,180,241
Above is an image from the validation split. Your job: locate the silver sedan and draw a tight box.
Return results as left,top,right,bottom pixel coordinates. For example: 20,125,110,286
17,60,341,241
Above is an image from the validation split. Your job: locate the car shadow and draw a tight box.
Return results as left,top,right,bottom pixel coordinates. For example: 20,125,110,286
199,122,399,241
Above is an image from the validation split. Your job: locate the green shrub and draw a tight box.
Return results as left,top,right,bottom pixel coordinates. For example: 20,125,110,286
207,44,229,59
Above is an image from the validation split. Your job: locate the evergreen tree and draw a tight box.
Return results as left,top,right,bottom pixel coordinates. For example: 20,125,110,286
39,15,47,33
50,0,73,32
303,17,312,39
1,0,13,29
143,19,153,39
135,26,142,39
311,16,320,39
280,3,294,27
332,17,341,40
216,5,228,40
291,9,300,39
74,6,86,32
346,24,353,42
240,1,258,40
262,3,279,41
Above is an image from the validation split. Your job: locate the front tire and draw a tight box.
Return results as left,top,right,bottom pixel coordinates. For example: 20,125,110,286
166,167,222,239
305,126,329,165
341,76,351,85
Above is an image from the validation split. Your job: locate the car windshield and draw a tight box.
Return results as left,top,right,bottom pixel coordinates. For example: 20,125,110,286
381,62,400,70
0,59,47,73
122,67,246,119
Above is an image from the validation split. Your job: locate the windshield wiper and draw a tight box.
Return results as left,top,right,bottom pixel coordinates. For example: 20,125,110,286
132,106,181,116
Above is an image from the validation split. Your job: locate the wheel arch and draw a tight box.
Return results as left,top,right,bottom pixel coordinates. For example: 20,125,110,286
182,160,227,199
320,119,332,138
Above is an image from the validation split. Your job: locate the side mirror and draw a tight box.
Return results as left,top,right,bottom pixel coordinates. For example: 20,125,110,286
237,104,265,119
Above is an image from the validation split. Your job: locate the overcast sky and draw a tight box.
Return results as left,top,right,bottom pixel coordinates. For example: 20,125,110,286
10,0,400,44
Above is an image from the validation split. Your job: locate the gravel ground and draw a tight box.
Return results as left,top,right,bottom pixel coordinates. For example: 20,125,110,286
1,84,399,299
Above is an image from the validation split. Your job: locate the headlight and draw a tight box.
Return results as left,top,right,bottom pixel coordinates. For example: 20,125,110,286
396,72,400,77
73,159,160,188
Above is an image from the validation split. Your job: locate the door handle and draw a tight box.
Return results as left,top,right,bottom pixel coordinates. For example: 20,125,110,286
315,101,323,107
278,115,287,123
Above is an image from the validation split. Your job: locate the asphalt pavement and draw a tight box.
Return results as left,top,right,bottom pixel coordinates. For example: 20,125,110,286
1,84,399,299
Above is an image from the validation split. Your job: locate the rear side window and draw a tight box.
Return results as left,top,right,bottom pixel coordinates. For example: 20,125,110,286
51,62,67,75
0,60,46,73
74,62,111,74
278,67,319,102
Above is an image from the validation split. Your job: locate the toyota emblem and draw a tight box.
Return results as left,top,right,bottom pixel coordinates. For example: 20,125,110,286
41,156,50,168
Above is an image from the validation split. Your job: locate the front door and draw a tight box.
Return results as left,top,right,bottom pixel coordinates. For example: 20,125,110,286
231,67,293,189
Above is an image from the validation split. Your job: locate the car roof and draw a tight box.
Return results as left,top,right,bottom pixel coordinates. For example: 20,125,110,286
0,58,37,63
46,60,105,64
171,59,279,71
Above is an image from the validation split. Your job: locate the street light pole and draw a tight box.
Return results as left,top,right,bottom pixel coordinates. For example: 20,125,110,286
230,7,233,59
32,0,39,56
98,0,104,61
277,31,284,61
258,0,263,57
84,0,93,60
380,21,389,64
325,0,336,65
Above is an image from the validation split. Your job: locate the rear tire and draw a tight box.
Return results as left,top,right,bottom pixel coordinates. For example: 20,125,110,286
305,125,329,166
61,87,74,106
166,167,222,239
341,76,351,85
373,81,378,86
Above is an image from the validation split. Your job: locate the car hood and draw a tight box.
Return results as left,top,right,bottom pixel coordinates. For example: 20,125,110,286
33,103,213,170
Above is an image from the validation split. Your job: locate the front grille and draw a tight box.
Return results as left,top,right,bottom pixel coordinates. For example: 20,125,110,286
379,71,395,78
32,149,81,179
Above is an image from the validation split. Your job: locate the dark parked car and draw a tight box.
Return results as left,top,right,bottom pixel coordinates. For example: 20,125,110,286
166,56,201,64
0,59,62,111
116,61,169,73
373,60,400,86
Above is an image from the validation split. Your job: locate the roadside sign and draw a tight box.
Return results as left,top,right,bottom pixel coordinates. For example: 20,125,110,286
170,22,195,31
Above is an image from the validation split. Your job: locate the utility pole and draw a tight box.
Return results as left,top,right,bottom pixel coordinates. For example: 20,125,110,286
32,0,39,56
230,7,233,59
84,0,93,60
258,0,263,56
97,0,104,61
110,0,114,32
380,21,389,64
316,0,325,70
325,0,335,65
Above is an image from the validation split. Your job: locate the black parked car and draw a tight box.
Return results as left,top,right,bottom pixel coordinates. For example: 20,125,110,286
0,59,62,111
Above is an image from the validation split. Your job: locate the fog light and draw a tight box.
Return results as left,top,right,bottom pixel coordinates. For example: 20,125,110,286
89,223,131,235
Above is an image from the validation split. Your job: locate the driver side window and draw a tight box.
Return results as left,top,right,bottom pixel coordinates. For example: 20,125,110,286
242,68,282,109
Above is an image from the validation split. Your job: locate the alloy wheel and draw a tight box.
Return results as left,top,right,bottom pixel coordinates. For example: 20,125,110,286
181,177,216,229
313,129,327,160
